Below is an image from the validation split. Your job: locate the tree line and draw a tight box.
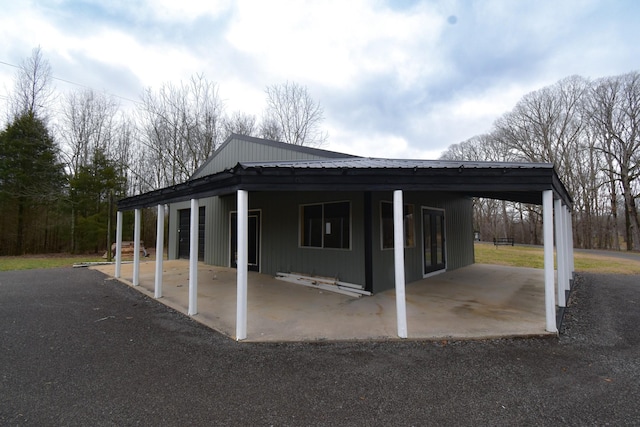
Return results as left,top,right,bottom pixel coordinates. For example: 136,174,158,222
0,47,327,255
440,74,640,251
2,47,638,255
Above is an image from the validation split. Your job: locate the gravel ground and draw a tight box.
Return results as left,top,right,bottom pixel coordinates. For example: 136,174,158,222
0,268,638,426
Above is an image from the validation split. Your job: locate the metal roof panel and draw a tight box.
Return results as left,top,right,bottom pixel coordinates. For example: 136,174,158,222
238,157,554,170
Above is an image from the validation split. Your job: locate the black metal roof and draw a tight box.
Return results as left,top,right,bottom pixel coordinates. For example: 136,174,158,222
237,157,554,170
118,156,572,211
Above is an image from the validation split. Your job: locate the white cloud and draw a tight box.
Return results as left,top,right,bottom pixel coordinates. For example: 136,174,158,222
70,0,233,23
0,5,59,54
139,0,232,22
76,29,202,88
219,78,266,117
326,126,442,160
225,0,446,88
451,84,529,125
2,0,640,157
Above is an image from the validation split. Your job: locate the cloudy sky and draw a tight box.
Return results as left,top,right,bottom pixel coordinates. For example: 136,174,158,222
1,0,639,159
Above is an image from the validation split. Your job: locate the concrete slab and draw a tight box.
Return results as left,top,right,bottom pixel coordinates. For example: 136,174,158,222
92,261,554,342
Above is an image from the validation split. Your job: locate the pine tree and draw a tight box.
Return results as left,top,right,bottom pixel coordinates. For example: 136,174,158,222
0,112,66,254
69,148,126,253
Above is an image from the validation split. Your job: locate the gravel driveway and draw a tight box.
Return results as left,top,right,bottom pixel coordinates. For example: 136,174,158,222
1,268,638,426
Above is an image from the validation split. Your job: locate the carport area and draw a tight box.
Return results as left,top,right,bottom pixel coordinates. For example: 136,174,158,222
92,261,552,342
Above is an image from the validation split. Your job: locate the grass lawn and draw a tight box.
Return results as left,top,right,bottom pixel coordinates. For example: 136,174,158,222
1,245,638,274
0,254,105,271
475,242,640,275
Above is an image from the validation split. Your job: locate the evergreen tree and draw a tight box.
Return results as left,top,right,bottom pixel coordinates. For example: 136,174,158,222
69,148,127,253
0,112,66,255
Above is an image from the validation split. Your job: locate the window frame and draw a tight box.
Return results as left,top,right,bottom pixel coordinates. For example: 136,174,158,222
380,201,416,250
299,200,352,250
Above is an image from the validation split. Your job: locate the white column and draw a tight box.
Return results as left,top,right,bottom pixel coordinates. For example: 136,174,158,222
188,199,199,316
115,211,123,278
554,198,566,307
393,190,408,339
133,208,141,286
567,207,575,277
154,204,164,299
236,190,249,341
543,190,557,333
562,206,571,292
556,204,569,292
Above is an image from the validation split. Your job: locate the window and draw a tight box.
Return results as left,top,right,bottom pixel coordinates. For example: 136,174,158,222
301,204,323,247
300,201,350,249
381,201,415,249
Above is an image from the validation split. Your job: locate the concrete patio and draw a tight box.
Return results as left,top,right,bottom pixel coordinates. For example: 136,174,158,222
92,261,554,342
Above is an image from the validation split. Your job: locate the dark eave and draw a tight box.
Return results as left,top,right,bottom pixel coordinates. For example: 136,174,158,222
118,170,240,210
118,159,572,211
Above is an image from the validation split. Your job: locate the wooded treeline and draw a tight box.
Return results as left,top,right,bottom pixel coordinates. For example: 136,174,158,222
0,48,326,255
1,47,638,255
440,74,640,251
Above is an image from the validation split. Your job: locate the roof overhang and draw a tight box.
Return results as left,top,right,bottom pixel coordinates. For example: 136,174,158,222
118,159,573,211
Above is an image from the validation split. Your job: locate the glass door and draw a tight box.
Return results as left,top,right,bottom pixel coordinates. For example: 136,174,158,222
178,206,205,261
422,208,445,275
230,210,261,272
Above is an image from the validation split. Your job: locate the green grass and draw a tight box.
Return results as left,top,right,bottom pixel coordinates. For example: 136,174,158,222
475,242,640,275
475,242,545,268
0,255,104,271
1,245,638,275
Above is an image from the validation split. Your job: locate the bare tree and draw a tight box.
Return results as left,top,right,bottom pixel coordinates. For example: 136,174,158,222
258,115,283,141
491,76,592,245
113,115,136,192
57,89,126,252
9,46,54,120
223,110,257,137
494,76,588,178
569,124,608,249
440,71,640,250
59,89,120,177
588,72,640,250
440,133,518,242
264,81,328,146
190,74,225,164
137,74,225,189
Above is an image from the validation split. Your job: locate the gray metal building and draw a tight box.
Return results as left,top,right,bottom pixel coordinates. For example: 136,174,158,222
120,134,570,294
166,135,473,293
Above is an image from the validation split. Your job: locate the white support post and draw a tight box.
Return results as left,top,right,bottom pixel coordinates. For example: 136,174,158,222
562,206,571,292
554,198,566,308
543,190,557,333
115,211,123,278
236,190,249,341
556,204,569,290
188,199,199,316
393,190,408,339
567,207,575,276
133,208,141,286
154,204,164,299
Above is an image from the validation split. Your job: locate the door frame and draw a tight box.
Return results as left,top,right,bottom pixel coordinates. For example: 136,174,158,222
421,206,446,277
177,206,205,261
229,209,262,272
